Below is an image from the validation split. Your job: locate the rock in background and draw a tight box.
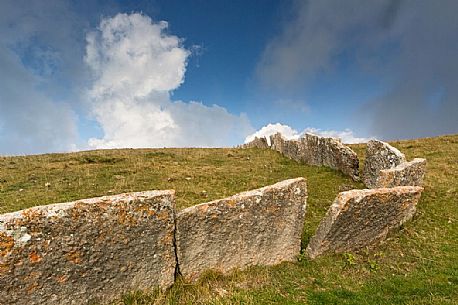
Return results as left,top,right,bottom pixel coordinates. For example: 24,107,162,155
363,140,406,188
175,178,307,281
375,158,427,188
0,191,176,305
238,137,269,149
268,133,360,181
306,186,423,259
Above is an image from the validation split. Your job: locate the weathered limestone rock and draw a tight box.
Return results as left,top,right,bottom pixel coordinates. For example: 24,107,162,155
306,186,423,259
239,136,269,149
0,191,176,305
269,133,360,181
298,134,360,180
363,140,406,188
176,178,307,281
375,158,427,188
269,132,287,153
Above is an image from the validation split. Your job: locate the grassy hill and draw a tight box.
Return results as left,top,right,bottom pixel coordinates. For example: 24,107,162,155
0,135,457,304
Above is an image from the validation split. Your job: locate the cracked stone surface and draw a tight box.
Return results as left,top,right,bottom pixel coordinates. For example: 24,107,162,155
175,178,307,281
0,191,176,305
363,140,406,188
375,158,427,188
269,133,360,181
306,186,423,259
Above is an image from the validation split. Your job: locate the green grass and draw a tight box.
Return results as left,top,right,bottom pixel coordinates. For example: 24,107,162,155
1,135,457,304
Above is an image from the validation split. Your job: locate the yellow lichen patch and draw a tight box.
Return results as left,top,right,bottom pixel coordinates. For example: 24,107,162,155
29,251,42,263
156,210,170,220
21,208,42,222
226,199,237,208
117,207,136,225
161,232,174,246
55,274,69,283
97,200,112,211
0,263,10,274
0,232,14,257
27,282,39,294
135,205,155,216
66,251,82,264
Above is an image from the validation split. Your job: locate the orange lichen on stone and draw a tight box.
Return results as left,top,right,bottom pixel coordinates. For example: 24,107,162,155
29,251,42,263
226,199,237,208
27,282,39,294
0,232,14,257
156,210,170,220
21,209,43,221
135,205,156,217
0,263,10,273
66,251,82,264
55,275,69,284
161,232,174,246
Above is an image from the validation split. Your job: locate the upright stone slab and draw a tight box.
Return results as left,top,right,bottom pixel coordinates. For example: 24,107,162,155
176,178,307,281
306,186,423,259
0,191,176,305
270,132,287,153
375,158,427,188
298,134,360,180
269,133,360,181
363,140,406,188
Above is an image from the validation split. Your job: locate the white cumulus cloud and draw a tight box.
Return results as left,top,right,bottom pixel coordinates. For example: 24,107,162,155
303,127,371,144
245,123,370,145
244,123,300,145
85,13,252,149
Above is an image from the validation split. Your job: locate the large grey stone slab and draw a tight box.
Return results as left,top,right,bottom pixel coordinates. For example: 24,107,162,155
0,191,176,305
176,178,307,281
306,186,423,259
298,134,360,180
375,158,427,188
363,140,406,188
269,133,360,181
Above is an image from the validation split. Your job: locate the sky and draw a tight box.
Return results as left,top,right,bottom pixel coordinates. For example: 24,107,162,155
0,0,457,155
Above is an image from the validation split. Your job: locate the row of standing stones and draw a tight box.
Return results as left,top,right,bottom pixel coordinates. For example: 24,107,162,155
0,179,307,305
0,134,426,304
242,133,426,259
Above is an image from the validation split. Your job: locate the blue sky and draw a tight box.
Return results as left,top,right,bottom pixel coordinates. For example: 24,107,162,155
0,0,457,154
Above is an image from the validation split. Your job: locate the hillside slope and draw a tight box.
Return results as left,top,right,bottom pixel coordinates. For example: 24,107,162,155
0,134,457,304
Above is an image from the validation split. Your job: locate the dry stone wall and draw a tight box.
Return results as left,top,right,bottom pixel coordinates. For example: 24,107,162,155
306,186,423,259
175,178,307,281
0,191,176,305
268,132,359,180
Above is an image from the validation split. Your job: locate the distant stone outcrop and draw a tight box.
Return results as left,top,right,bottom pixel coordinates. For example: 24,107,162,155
175,178,307,281
375,158,427,188
363,140,406,188
266,132,360,180
306,186,423,259
239,136,269,149
0,191,176,305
